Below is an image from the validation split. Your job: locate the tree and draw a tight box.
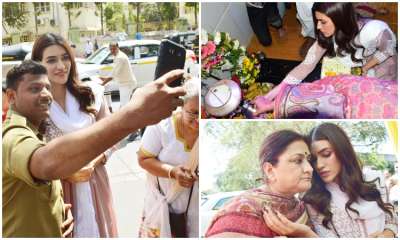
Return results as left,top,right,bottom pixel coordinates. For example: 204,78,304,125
104,3,125,32
95,2,105,35
185,2,198,28
62,3,82,29
2,2,29,32
158,3,178,30
128,3,142,33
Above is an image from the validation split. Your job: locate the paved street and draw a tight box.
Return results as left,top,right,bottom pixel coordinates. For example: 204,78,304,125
105,130,146,237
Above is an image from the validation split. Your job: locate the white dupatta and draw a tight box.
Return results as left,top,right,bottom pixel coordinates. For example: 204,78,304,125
49,82,104,237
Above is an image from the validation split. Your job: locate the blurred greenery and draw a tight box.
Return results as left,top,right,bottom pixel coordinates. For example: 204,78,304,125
204,121,391,192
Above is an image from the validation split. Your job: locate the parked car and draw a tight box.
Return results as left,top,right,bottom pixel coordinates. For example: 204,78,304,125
200,191,243,236
165,31,199,57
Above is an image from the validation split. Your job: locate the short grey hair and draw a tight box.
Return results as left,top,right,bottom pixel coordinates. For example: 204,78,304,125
182,77,199,103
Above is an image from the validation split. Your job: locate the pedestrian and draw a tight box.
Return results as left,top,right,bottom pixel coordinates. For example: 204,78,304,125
85,39,94,58
94,39,99,52
100,42,137,109
3,59,186,237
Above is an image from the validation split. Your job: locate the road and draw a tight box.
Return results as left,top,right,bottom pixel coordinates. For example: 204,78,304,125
105,138,146,237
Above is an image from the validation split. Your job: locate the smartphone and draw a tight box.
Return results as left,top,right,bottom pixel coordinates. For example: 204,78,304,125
154,39,186,87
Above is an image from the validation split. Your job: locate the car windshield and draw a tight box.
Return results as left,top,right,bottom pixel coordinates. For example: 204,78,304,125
85,47,110,64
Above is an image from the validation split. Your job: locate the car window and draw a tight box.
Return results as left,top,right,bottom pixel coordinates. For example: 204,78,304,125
212,196,234,210
120,46,135,60
135,45,159,59
86,47,110,64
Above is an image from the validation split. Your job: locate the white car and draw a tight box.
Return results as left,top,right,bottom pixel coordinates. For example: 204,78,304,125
200,191,243,237
78,39,198,96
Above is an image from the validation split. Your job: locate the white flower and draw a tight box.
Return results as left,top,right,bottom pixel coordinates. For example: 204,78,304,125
221,60,233,70
214,32,221,45
240,46,246,52
233,40,239,50
201,29,208,45
225,32,231,42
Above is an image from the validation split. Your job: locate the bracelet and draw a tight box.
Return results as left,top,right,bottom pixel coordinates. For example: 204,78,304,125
168,166,175,179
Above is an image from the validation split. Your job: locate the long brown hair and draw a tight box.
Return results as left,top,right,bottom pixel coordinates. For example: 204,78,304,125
312,3,364,63
303,123,393,236
31,33,96,115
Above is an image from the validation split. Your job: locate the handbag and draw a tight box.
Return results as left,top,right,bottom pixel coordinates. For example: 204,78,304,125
157,177,194,237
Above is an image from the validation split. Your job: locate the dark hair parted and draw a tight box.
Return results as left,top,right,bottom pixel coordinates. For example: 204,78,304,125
6,60,47,90
31,33,96,115
303,123,393,235
259,130,308,173
312,3,364,63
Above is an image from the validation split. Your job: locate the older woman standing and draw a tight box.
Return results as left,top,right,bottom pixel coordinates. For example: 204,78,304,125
205,130,316,238
138,78,199,238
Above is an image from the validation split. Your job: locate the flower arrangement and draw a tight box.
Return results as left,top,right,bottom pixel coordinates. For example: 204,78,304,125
201,30,274,119
201,30,246,79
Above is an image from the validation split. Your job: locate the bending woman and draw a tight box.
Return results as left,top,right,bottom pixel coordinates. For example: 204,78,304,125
263,123,397,237
31,33,118,237
138,78,199,238
206,130,316,237
255,3,397,114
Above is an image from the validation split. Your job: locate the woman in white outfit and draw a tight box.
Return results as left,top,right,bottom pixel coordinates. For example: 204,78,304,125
32,33,118,237
138,78,199,238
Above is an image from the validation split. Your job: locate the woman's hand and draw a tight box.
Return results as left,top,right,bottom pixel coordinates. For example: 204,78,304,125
368,229,396,238
252,82,287,115
263,206,318,237
253,96,274,115
65,163,95,183
171,165,197,188
61,204,74,237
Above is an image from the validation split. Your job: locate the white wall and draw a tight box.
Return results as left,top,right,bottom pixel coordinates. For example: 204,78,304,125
201,2,253,47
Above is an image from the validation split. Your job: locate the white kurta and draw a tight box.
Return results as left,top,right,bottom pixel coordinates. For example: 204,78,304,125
306,182,397,237
140,114,199,237
46,82,104,237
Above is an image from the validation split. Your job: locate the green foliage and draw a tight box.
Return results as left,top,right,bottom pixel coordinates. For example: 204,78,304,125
156,3,179,30
176,18,189,31
205,121,390,192
104,3,125,32
3,3,29,30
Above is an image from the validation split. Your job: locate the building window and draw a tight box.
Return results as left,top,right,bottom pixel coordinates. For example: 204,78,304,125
34,2,50,13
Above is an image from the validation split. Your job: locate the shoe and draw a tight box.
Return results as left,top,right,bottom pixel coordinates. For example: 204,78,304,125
299,37,316,59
